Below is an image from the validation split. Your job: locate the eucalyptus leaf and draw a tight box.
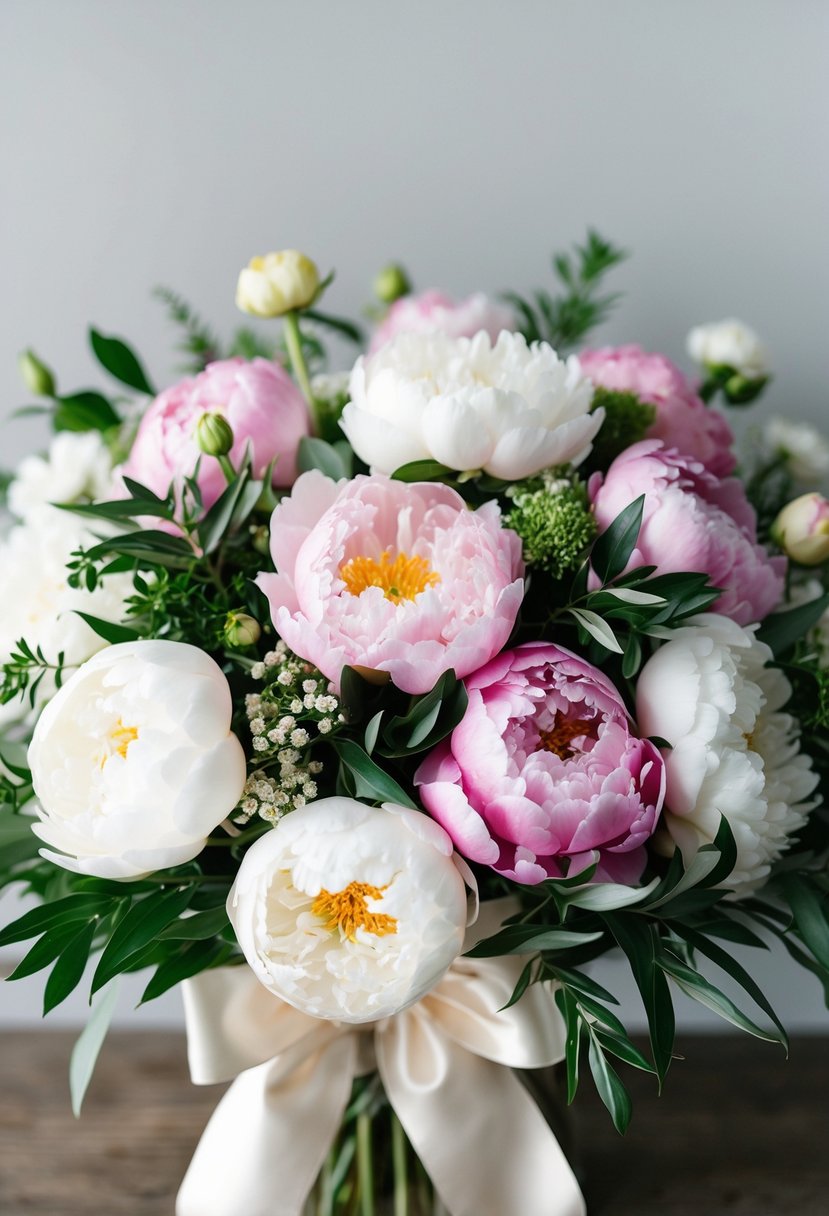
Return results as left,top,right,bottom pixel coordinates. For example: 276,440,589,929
568,608,623,654
298,436,349,481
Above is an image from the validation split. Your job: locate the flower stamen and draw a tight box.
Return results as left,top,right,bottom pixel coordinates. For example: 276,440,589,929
535,715,595,760
311,881,398,941
340,550,440,603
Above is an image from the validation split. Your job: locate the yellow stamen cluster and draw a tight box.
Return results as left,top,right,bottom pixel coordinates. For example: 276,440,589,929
311,881,398,942
99,719,139,767
535,716,595,761
339,550,440,603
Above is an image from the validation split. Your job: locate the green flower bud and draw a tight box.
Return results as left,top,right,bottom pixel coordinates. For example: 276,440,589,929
224,611,262,648
373,263,411,305
250,525,271,556
195,411,234,457
19,349,56,398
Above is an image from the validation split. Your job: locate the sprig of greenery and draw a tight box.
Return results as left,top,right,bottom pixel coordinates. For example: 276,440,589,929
505,229,627,353
154,285,222,372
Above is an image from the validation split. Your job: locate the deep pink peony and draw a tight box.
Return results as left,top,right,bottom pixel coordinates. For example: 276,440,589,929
256,471,525,695
590,440,786,625
579,344,735,476
369,290,513,353
415,642,665,885
120,357,310,509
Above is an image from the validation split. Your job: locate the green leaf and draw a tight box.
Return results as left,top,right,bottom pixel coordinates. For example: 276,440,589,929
82,530,194,570
8,922,87,980
54,390,120,433
297,436,350,481
91,886,193,994
594,1028,656,1074
568,608,623,654
555,987,582,1103
333,739,417,809
658,950,786,1045
56,498,171,522
587,1032,632,1134
89,329,156,395
364,711,384,756
70,980,120,1116
590,496,644,584
780,875,829,972
73,613,141,645
304,308,365,345
0,894,113,947
378,670,468,758
140,939,233,1004
500,957,536,1011
390,459,454,482
197,469,259,554
549,966,620,1006
44,919,98,1014
757,593,829,657
562,877,659,913
606,915,675,1085
157,906,231,941
466,925,604,958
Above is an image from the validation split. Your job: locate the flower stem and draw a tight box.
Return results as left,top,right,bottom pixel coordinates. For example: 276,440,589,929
218,454,236,485
356,1111,375,1216
283,310,321,434
391,1111,409,1216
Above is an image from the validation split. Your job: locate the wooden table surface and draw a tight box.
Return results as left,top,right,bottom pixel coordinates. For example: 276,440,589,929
0,1031,826,1214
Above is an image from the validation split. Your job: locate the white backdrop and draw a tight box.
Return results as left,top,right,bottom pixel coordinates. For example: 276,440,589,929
1,0,828,1030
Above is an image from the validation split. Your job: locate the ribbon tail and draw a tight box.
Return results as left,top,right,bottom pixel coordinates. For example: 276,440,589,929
378,1021,585,1216
176,1033,358,1216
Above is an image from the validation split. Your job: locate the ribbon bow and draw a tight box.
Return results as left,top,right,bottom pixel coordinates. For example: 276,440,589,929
176,904,585,1216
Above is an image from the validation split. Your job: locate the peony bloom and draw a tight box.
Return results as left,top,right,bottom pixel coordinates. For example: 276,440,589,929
236,250,320,317
763,418,829,487
590,440,785,626
579,344,735,476
8,431,114,521
227,797,468,1023
415,642,665,885
256,471,524,694
341,331,601,481
118,357,309,510
687,318,768,377
369,289,513,354
636,614,818,898
771,493,829,565
28,640,247,879
0,507,133,725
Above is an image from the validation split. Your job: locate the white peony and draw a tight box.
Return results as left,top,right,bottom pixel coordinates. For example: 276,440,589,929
341,330,601,481
636,614,818,898
763,417,829,487
686,318,768,377
0,507,134,725
236,250,320,318
29,640,247,880
228,797,469,1023
8,431,114,521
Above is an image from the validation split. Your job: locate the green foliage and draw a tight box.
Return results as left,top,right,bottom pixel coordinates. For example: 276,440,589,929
505,230,627,353
154,285,221,372
89,328,156,395
505,476,597,578
583,389,656,473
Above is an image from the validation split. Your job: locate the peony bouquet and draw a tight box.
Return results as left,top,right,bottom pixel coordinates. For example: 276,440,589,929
2,233,829,1216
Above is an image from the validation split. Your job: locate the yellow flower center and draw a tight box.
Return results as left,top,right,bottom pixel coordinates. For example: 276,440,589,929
339,550,440,603
311,882,398,942
100,718,139,767
535,715,595,760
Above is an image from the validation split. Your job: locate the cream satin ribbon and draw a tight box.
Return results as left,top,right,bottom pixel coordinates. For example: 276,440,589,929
176,903,586,1216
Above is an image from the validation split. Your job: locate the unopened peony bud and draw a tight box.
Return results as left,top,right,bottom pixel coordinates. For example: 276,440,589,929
686,318,768,379
224,611,262,648
771,493,829,565
373,263,411,304
236,250,320,317
195,411,234,457
250,524,271,556
19,349,56,398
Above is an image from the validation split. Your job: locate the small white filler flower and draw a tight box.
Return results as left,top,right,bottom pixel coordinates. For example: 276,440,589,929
636,614,818,898
341,330,601,481
28,640,247,879
686,318,768,378
227,797,469,1023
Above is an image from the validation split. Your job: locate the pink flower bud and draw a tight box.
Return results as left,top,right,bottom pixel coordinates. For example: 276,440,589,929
772,493,829,565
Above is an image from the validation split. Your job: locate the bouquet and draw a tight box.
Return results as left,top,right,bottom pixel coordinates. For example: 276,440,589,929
2,234,828,1216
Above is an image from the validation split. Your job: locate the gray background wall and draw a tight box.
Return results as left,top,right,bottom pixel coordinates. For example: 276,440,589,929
0,0,827,1031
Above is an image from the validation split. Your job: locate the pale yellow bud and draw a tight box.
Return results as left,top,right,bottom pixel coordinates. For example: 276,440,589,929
236,250,320,318
771,492,829,565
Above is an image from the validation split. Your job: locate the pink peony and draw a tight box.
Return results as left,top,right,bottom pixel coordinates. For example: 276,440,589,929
590,440,786,625
579,344,735,476
120,357,310,509
256,471,524,694
369,290,513,354
415,642,665,885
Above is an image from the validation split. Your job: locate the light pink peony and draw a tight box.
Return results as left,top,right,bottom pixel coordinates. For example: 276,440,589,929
590,440,786,626
369,290,513,353
120,357,310,509
256,471,525,694
415,642,665,885
579,344,735,476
